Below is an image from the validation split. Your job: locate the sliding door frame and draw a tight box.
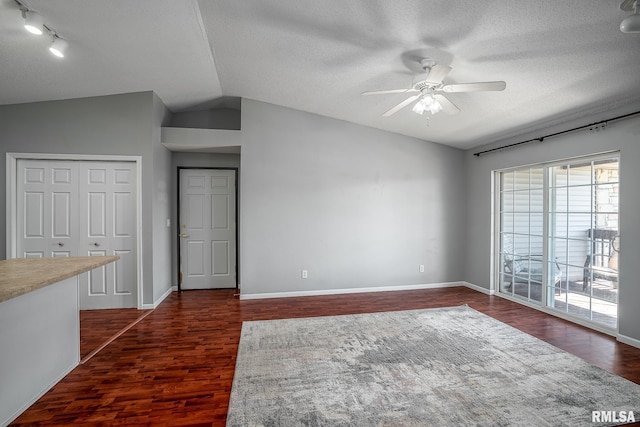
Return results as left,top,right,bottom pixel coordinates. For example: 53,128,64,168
492,151,620,336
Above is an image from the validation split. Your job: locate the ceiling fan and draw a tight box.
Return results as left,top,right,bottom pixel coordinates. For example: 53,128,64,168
362,58,506,117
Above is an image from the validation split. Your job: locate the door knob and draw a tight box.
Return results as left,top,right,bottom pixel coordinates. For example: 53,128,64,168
180,233,189,238
93,242,100,247
57,242,64,247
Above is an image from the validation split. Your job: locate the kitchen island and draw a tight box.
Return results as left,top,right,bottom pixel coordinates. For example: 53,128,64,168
0,256,119,427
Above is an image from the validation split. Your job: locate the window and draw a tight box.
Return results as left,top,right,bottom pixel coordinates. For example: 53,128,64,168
496,153,620,330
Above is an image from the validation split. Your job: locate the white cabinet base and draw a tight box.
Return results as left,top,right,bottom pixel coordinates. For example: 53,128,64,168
0,277,79,427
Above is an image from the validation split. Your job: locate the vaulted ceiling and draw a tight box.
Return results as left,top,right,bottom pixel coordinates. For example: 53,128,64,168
1,0,639,149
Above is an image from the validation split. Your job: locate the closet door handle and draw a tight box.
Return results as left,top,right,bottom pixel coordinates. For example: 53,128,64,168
93,242,100,247
57,242,64,247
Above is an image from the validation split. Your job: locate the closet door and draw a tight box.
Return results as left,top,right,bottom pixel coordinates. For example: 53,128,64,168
16,159,137,309
77,161,137,309
17,160,78,258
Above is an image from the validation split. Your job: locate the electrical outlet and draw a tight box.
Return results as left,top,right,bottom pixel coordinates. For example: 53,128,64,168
301,269,308,279
419,265,425,273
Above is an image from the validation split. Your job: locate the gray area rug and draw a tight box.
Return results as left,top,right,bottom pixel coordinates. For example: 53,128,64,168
227,306,639,426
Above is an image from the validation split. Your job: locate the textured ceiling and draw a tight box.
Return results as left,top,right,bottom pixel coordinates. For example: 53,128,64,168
1,0,639,149
0,0,223,110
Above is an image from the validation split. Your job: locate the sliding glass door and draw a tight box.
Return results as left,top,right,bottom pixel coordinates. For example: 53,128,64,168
498,167,544,304
496,153,620,330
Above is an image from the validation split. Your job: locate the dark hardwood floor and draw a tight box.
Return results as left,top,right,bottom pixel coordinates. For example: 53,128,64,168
80,308,152,360
11,286,640,426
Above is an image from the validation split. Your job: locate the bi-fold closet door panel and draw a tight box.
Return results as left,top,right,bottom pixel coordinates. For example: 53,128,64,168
16,159,137,309
18,160,78,258
77,162,137,309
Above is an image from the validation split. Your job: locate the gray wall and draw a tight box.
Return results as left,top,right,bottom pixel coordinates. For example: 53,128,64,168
239,99,466,296
170,152,241,286
464,115,640,341
152,94,173,302
169,108,241,130
0,92,171,306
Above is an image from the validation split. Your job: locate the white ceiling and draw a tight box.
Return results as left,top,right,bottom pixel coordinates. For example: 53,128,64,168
1,0,639,150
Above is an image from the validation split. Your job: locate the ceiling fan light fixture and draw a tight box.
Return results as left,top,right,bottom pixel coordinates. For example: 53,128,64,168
49,37,68,58
412,95,443,115
363,58,502,117
620,0,640,32
24,11,44,35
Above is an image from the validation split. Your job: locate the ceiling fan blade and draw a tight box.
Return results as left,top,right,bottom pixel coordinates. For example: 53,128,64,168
441,81,506,93
425,65,452,84
434,94,460,115
362,89,417,96
382,95,420,117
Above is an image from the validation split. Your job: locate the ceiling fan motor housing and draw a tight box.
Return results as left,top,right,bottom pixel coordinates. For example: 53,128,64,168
413,58,440,90
412,74,438,91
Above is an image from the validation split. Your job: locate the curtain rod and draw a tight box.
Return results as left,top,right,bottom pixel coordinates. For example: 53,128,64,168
473,110,640,157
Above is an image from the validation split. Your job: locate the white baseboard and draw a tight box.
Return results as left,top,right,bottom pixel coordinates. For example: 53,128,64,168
462,281,494,295
142,286,174,309
239,281,467,300
617,333,640,350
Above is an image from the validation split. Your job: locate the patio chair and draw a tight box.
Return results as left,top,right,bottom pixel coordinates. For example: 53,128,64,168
583,229,619,291
502,235,562,293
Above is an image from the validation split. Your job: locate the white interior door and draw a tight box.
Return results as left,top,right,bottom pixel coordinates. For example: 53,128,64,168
77,162,137,309
17,160,78,258
179,169,236,289
16,159,137,309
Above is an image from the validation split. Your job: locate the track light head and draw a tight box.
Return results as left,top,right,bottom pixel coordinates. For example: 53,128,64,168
620,13,640,32
24,11,44,35
620,0,640,33
49,37,68,58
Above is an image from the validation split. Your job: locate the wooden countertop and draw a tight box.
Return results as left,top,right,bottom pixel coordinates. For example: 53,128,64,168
0,256,119,303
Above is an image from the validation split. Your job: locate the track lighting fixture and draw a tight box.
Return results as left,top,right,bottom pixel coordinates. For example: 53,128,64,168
23,10,43,35
620,0,640,33
49,37,67,58
15,0,69,58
